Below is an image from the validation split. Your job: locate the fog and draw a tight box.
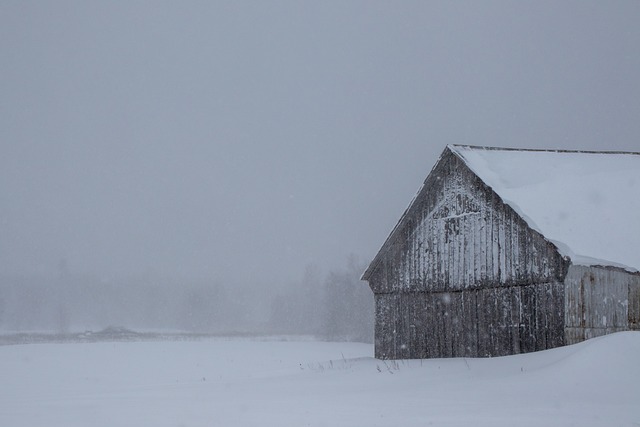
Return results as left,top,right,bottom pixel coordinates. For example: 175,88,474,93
1,1,639,337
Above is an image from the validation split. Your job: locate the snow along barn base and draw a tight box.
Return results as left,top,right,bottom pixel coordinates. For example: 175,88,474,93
361,145,640,359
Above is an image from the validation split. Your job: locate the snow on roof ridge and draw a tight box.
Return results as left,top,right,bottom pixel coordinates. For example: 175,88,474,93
448,144,640,156
451,145,640,272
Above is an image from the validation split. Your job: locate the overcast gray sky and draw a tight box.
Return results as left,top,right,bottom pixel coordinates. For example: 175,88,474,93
2,1,639,285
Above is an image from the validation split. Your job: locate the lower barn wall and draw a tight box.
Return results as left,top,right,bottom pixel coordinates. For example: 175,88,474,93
374,281,565,359
565,265,640,344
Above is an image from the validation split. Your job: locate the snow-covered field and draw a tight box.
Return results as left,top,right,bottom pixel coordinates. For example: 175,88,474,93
1,332,638,427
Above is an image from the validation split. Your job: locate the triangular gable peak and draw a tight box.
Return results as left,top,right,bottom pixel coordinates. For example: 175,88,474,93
361,147,452,281
363,144,640,281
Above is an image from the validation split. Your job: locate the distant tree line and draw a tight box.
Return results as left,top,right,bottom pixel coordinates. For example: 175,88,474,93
0,255,374,342
268,256,374,342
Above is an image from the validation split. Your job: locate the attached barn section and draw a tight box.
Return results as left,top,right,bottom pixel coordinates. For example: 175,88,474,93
363,145,640,359
564,265,640,344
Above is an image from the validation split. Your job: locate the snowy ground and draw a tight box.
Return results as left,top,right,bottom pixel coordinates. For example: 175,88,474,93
1,332,638,427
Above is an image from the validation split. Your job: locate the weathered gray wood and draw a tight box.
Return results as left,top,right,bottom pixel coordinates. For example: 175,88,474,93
565,265,639,344
367,151,567,296
372,281,566,359
366,148,569,359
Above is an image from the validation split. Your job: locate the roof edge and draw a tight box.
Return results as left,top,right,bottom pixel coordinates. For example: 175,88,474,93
361,145,457,281
448,144,640,156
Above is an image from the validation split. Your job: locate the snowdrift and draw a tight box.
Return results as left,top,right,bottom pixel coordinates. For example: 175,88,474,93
1,332,638,426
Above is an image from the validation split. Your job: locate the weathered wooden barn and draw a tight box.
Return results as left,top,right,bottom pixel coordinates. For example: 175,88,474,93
362,145,640,359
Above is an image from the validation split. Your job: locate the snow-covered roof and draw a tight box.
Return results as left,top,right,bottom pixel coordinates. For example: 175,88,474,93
450,145,640,272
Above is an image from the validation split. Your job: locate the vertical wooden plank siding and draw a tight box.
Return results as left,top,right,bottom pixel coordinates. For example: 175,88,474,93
369,152,566,295
367,150,569,359
372,284,565,359
564,265,639,344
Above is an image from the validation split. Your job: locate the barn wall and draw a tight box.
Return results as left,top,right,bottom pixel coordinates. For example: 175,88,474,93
565,265,640,344
374,282,565,359
368,149,569,359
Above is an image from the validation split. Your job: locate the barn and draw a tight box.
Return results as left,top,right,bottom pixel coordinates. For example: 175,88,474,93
362,145,640,359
